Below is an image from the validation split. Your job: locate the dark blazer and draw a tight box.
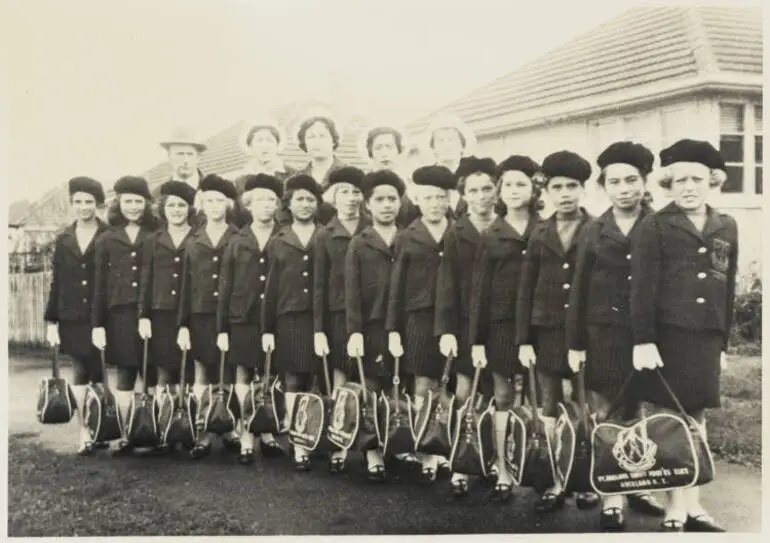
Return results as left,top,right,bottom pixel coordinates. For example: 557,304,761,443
216,223,280,333
515,209,593,345
469,215,538,346
261,225,318,334
565,206,652,350
313,216,370,333
138,229,190,318
630,202,738,351
434,215,485,336
177,225,238,327
92,224,156,327
45,220,108,323
345,226,397,335
386,218,448,333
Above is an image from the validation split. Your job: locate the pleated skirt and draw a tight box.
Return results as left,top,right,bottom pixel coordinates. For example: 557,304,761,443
486,319,523,378
229,322,266,371
189,313,221,369
149,310,183,372
105,305,145,369
533,325,571,378
453,317,474,378
402,309,444,380
585,323,634,401
361,320,390,381
275,311,316,374
59,319,100,367
327,311,353,376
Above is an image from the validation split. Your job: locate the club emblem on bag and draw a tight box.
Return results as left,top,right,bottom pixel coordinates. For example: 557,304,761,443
613,424,657,473
505,424,516,464
333,394,347,430
711,238,731,276
295,396,309,433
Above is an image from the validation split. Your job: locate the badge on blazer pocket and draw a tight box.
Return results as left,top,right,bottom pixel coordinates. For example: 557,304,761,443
710,238,731,276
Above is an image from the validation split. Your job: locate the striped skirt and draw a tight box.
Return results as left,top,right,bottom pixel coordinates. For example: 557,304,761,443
486,319,523,378
402,309,444,380
230,322,266,371
275,311,317,374
533,325,571,378
189,313,221,369
327,311,353,376
585,324,634,401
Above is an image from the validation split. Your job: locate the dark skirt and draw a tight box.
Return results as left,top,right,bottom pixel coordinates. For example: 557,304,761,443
486,319,523,378
149,310,183,372
59,319,99,365
634,325,723,414
584,324,634,401
454,317,474,378
190,313,221,368
327,311,353,376
105,305,144,369
361,320,391,381
275,311,316,374
402,309,443,380
230,322,266,372
533,325,571,378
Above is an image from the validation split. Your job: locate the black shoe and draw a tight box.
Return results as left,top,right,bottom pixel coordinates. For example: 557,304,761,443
600,507,625,532
420,466,437,484
110,439,134,457
259,439,285,458
77,440,95,456
367,464,387,483
239,449,255,465
576,492,600,510
222,436,241,453
189,442,211,460
660,519,685,532
490,482,514,503
685,514,725,533
329,457,346,474
294,455,311,472
535,491,567,514
628,493,665,517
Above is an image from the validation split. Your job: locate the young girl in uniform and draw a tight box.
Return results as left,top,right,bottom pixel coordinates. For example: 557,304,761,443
469,156,542,502
138,181,196,454
386,165,454,482
346,169,405,482
217,174,284,464
46,177,108,455
313,166,368,473
630,139,736,533
435,156,498,496
566,142,666,529
261,174,323,471
176,174,239,459
515,151,598,512
92,176,158,456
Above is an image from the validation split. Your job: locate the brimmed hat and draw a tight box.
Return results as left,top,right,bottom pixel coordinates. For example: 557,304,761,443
199,174,237,199
68,176,105,204
160,127,207,153
159,180,197,206
598,141,655,176
357,120,408,160
421,113,477,156
239,116,286,154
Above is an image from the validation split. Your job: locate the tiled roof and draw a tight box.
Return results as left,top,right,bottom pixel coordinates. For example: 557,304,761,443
407,5,763,138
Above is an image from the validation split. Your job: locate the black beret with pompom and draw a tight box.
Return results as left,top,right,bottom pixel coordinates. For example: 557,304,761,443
285,174,323,199
659,139,725,170
455,156,497,180
328,166,366,190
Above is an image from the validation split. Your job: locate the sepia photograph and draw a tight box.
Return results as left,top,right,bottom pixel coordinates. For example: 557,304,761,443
3,0,764,537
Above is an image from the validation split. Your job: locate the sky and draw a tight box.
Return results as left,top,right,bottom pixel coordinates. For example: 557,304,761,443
3,0,720,204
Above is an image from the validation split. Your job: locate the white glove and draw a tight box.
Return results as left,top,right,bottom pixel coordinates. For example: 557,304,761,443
217,333,229,352
262,333,275,354
471,344,487,369
46,323,60,347
138,318,152,340
721,351,728,371
439,334,458,358
347,332,364,358
388,332,404,358
91,327,106,350
632,343,663,371
518,344,536,368
314,332,330,357
568,349,586,374
177,327,191,352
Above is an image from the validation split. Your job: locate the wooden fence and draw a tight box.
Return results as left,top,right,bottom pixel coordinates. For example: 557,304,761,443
8,272,52,346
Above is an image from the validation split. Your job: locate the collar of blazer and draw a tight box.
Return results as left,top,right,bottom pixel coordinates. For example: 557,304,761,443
596,204,651,245
405,218,446,248
237,222,280,254
192,224,237,250
360,226,395,255
657,201,727,241
60,219,108,256
155,227,191,252
110,224,154,247
487,214,537,242
275,224,317,252
327,215,370,240
451,213,485,245
540,207,592,257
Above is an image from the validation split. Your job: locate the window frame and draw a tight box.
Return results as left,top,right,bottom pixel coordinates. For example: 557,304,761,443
718,100,762,198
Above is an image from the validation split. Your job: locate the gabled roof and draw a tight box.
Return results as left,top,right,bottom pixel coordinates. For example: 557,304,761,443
407,5,763,139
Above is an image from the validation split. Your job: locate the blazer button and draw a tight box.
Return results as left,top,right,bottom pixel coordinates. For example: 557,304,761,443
132,266,137,271
174,257,180,262
302,271,308,277
213,256,219,262
172,273,178,278
259,258,265,264
562,263,569,269
81,280,88,286
439,251,444,257
260,275,266,281
131,252,136,257
213,292,218,297
522,250,527,255
627,275,632,281
563,303,569,309
303,255,309,261
132,282,138,287
696,297,705,304
697,272,707,279
171,290,176,295
626,254,631,260
260,294,265,299
562,283,570,290
212,274,218,279
698,247,707,254
82,298,88,303
303,288,308,293
81,263,86,269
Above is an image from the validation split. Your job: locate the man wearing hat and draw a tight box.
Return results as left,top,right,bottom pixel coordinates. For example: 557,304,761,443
158,127,208,195
234,118,297,194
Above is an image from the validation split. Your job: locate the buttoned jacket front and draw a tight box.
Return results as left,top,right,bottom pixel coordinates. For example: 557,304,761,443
138,229,190,318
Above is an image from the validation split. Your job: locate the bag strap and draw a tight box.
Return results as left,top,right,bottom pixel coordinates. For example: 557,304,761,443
655,369,691,421
51,345,60,379
263,344,272,385
356,356,367,392
219,349,226,387
142,338,149,394
100,348,111,392
321,353,332,397
439,355,454,395
527,364,543,434
575,368,589,431
179,349,188,400
604,373,637,420
392,356,401,405
468,364,482,414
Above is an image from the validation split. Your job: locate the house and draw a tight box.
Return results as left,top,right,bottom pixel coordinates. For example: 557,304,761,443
407,4,763,272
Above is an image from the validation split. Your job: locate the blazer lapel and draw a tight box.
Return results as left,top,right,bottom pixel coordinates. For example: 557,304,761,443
156,230,177,252
598,209,628,246
362,227,393,256
702,206,727,239
564,210,592,254
540,215,565,257
455,215,481,246
59,223,81,257
660,202,704,241
410,219,442,248
280,225,315,252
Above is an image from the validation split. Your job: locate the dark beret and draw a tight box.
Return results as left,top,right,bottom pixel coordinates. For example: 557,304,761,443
455,156,497,180
114,176,151,200
68,176,105,204
542,151,592,184
328,166,365,190
496,155,540,179
199,174,237,199
361,169,406,199
159,180,197,206
285,174,323,199
243,173,283,198
660,139,725,170
598,141,654,176
412,165,456,191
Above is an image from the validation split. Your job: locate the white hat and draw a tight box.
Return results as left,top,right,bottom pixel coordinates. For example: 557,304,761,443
356,120,409,161
159,126,207,153
239,116,287,154
421,113,477,157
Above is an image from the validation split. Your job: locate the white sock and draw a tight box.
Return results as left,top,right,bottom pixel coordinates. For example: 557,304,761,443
367,448,385,468
541,415,561,493
234,384,252,448
192,384,206,404
494,411,512,484
284,392,297,430
72,385,90,443
115,390,133,439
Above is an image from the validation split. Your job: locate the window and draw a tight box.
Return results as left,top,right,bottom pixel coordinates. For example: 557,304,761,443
755,105,763,194
719,104,745,193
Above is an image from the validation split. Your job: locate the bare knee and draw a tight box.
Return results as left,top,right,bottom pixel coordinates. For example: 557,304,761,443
492,373,514,411
454,374,472,404
536,371,563,417
235,366,252,385
413,376,437,398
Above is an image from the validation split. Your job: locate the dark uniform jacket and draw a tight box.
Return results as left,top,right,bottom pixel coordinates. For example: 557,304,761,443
177,225,238,327
386,218,448,333
92,224,156,328
313,216,370,333
45,220,108,323
345,226,397,335
630,202,738,351
515,209,592,345
469,215,538,346
261,225,318,334
216,223,279,333
565,205,651,350
138,229,190,318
